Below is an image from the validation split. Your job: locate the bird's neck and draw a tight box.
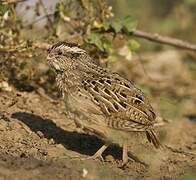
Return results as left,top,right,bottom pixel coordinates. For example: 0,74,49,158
56,70,82,94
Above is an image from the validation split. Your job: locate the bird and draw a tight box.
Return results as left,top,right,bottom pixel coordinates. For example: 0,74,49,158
47,41,160,165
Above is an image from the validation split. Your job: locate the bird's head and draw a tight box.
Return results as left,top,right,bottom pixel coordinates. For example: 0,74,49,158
47,42,88,73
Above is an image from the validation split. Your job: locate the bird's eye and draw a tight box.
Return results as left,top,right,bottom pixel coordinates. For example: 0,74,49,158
57,51,63,55
71,53,80,58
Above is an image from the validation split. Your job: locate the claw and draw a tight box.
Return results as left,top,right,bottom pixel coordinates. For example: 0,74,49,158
85,144,108,161
69,144,108,162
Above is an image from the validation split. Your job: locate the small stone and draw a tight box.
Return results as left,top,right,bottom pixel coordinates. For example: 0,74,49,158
82,168,88,178
168,165,174,172
9,121,22,130
56,144,65,149
20,152,28,158
105,155,115,163
31,133,40,140
48,138,55,145
39,149,48,156
0,81,12,92
36,131,44,138
0,121,8,131
29,147,38,156
162,175,172,180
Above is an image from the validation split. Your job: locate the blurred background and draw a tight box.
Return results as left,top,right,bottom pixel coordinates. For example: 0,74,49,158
1,0,196,119
0,1,195,179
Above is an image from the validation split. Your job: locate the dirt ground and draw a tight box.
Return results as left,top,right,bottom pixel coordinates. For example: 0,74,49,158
0,50,196,180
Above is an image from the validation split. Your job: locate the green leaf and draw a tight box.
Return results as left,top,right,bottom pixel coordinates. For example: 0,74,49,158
103,21,110,31
122,16,138,32
87,32,104,51
0,3,9,15
103,40,112,54
127,39,140,51
111,19,123,33
81,0,93,11
180,174,196,180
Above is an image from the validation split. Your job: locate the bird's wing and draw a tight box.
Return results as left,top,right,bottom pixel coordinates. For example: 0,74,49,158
82,73,156,131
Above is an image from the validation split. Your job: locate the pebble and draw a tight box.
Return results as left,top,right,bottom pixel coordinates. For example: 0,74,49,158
39,149,48,156
29,147,38,156
0,81,12,92
0,121,8,131
105,155,115,163
82,168,88,178
36,131,44,138
9,121,22,130
48,138,55,145
56,144,65,149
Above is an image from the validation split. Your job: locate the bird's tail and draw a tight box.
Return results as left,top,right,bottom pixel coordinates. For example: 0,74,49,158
146,129,161,148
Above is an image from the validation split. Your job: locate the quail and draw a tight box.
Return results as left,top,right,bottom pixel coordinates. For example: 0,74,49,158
47,41,160,165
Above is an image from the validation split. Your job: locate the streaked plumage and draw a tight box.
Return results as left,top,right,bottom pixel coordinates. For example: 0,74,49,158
47,41,160,165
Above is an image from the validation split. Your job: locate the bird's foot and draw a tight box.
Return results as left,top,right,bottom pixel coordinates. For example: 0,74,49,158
83,152,104,161
84,144,108,162
68,144,108,162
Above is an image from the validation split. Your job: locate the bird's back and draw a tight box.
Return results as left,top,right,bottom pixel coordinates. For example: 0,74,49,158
64,61,157,132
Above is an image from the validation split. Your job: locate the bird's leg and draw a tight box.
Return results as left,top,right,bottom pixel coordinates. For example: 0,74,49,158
86,144,108,161
73,118,85,133
68,145,108,162
122,142,128,166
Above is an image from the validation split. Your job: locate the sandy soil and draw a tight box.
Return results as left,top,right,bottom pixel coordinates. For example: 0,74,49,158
0,87,195,180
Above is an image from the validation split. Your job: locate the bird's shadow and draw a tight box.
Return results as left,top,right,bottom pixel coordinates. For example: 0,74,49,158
11,112,122,159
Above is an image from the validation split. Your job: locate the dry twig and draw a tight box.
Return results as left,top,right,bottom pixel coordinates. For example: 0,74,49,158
32,28,196,52
37,0,55,32
33,42,51,50
132,30,196,51
2,0,27,4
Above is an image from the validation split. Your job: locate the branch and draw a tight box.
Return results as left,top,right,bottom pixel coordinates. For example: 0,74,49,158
38,0,54,30
24,13,54,27
132,30,196,51
1,31,196,53
0,42,50,54
32,28,196,53
33,42,51,50
2,0,27,5
98,26,196,51
0,48,19,53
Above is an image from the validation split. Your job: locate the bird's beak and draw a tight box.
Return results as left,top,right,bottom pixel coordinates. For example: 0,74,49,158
47,54,54,61
46,55,61,71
